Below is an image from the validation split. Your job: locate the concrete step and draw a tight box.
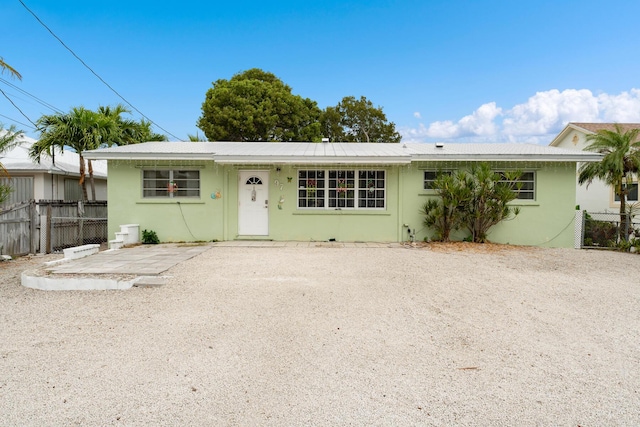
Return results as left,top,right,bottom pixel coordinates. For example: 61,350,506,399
109,239,124,250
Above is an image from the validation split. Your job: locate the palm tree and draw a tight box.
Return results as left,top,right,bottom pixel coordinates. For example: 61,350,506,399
32,106,167,200
0,124,23,204
0,58,23,204
32,107,108,200
0,57,22,80
578,124,640,241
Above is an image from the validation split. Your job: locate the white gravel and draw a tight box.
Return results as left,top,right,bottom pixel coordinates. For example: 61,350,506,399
0,244,639,426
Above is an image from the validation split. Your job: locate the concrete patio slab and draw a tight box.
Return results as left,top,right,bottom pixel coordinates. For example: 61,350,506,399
46,243,212,275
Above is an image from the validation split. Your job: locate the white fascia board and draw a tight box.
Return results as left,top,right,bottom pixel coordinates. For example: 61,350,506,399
83,153,214,161
212,156,411,164
549,123,594,147
410,154,603,162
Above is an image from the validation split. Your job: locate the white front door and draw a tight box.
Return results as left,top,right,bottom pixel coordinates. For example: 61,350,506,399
238,171,269,236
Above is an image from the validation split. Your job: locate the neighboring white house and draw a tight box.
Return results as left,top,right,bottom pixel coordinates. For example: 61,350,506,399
0,135,107,208
549,122,640,213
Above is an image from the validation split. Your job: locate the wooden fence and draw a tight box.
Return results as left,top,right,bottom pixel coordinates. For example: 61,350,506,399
0,201,38,256
0,200,108,257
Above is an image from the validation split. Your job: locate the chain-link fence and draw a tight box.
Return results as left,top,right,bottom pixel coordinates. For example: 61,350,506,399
576,211,640,249
49,217,108,252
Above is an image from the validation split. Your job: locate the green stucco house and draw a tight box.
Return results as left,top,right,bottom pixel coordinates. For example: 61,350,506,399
84,141,601,248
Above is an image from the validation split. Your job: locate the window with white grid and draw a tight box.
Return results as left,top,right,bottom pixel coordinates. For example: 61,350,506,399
498,171,535,200
298,169,385,209
143,170,200,198
298,170,325,208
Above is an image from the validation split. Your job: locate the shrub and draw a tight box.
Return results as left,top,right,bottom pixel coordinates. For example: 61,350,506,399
141,229,160,244
421,171,468,241
421,163,521,243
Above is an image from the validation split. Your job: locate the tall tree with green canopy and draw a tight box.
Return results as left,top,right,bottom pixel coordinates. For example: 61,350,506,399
578,124,640,241
197,68,322,142
321,96,402,143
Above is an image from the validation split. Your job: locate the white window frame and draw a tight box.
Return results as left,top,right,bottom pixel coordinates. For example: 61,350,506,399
142,169,201,198
614,182,639,202
423,169,535,200
498,171,535,200
423,170,452,190
298,169,386,210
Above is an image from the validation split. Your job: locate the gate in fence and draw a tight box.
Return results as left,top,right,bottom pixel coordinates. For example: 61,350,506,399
0,200,108,256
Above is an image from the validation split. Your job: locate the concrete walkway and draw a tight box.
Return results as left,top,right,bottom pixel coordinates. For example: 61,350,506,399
47,243,213,275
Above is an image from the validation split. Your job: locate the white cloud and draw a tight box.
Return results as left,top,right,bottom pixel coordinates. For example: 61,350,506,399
401,88,640,144
502,89,598,136
423,102,502,139
413,111,421,119
598,89,640,122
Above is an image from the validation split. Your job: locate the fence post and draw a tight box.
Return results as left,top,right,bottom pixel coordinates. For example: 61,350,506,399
29,201,37,254
46,204,52,254
77,200,84,246
574,210,584,249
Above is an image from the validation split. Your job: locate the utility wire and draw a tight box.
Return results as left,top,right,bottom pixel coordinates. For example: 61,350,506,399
0,77,63,113
0,113,35,130
0,87,38,128
18,0,181,140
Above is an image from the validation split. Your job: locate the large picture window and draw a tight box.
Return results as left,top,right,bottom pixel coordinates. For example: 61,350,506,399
298,169,386,209
143,170,200,198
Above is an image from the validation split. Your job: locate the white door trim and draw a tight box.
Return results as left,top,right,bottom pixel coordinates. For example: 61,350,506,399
238,170,269,236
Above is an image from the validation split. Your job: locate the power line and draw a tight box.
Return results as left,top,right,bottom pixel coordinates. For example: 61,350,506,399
0,77,63,114
0,113,35,130
18,0,182,140
0,87,38,128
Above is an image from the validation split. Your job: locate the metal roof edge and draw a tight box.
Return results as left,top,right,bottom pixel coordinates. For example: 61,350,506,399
83,153,212,161
410,154,603,162
213,156,411,165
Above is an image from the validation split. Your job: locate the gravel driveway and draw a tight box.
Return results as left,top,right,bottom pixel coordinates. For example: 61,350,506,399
0,244,639,426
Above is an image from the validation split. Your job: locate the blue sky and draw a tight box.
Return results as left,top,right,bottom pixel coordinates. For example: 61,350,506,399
2,0,640,144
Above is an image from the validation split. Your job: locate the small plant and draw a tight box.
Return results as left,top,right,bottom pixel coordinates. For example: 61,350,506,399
141,229,160,244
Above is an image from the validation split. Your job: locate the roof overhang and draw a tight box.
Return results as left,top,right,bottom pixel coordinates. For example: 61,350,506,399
84,142,602,164
83,152,213,161
410,153,603,162
549,123,593,147
212,156,411,165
